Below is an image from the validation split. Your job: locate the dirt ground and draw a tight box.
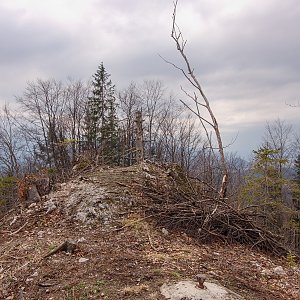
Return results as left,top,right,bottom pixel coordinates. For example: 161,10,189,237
0,164,299,300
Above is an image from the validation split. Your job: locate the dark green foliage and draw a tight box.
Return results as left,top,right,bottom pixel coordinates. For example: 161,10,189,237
0,176,17,213
294,154,300,185
291,154,300,231
252,147,288,201
240,147,291,232
83,63,119,164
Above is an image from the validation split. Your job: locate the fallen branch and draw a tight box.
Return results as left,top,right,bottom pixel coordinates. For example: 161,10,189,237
10,222,28,235
142,163,289,257
43,240,76,259
146,225,158,251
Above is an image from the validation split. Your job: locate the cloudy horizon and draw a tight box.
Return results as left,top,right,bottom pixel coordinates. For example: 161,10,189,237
0,0,299,158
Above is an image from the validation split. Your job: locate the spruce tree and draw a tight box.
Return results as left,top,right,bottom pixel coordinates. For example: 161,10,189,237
292,154,300,210
84,63,119,164
294,154,300,184
240,146,289,231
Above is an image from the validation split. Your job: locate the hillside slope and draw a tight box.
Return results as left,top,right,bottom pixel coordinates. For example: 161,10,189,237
0,163,299,299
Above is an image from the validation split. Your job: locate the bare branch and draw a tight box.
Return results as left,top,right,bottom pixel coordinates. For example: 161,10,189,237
167,0,229,198
158,54,199,90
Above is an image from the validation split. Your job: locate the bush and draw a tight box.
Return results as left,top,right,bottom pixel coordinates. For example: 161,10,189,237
0,176,17,213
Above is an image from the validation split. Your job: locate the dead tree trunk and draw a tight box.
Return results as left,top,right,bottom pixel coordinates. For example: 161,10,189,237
135,110,144,163
164,0,228,199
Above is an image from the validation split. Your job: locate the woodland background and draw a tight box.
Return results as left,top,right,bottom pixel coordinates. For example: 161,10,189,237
0,62,299,254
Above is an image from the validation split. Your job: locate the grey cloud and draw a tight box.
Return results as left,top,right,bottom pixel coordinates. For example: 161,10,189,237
185,0,300,79
0,0,299,156
0,6,75,65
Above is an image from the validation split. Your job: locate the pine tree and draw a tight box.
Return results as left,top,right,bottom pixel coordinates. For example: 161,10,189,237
102,95,120,163
84,63,119,164
240,146,289,231
292,154,300,210
290,155,300,253
294,154,300,184
241,147,283,203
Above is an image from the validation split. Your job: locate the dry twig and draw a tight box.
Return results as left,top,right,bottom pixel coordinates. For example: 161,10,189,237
143,164,288,256
10,222,28,235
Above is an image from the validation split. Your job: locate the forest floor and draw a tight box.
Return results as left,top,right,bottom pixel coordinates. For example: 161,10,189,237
0,163,299,300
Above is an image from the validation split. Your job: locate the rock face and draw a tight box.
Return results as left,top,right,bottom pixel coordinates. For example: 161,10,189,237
35,176,50,196
48,180,113,224
64,182,111,224
26,185,41,203
160,281,245,300
40,165,144,224
18,172,50,205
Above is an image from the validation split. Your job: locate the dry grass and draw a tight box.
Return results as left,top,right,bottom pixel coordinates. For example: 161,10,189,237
122,284,149,296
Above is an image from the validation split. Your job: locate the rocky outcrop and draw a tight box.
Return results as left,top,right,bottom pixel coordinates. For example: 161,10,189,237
160,280,244,300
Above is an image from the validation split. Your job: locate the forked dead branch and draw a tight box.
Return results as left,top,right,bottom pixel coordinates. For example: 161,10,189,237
162,0,228,199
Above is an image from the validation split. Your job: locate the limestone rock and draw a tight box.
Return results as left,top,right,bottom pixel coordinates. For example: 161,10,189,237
48,180,113,224
160,280,244,300
27,185,41,203
273,266,286,276
44,199,57,214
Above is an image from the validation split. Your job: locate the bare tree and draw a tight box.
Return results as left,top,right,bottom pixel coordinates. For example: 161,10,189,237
139,80,167,160
118,80,172,164
0,105,24,176
64,79,90,164
263,118,293,177
118,83,141,165
164,0,228,198
16,79,71,171
225,152,248,207
157,107,203,174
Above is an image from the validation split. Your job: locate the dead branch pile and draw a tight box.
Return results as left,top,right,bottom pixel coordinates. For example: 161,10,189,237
143,164,288,257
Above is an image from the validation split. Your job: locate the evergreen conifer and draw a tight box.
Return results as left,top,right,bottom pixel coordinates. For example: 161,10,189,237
83,63,119,164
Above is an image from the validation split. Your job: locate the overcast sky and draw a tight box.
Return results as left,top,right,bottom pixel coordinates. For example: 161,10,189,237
0,0,299,157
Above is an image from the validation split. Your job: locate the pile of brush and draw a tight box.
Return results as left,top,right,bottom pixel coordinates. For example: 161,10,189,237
142,163,288,257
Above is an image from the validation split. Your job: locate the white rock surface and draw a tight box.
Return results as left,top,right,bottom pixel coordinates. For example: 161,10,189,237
273,266,286,276
44,199,57,214
48,180,113,224
162,228,169,236
160,280,244,300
